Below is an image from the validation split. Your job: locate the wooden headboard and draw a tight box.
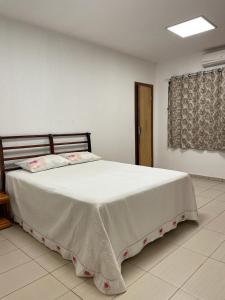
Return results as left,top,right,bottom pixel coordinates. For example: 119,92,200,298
0,132,91,192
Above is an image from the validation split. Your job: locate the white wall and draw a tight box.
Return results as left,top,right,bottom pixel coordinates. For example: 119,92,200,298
0,16,155,164
3,16,224,180
155,53,225,179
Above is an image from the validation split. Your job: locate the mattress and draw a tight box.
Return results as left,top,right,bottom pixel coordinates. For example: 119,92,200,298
6,160,198,295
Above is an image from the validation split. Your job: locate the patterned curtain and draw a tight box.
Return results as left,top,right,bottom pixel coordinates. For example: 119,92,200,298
168,67,225,151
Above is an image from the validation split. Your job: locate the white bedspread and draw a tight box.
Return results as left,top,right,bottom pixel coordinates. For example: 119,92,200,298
6,160,198,295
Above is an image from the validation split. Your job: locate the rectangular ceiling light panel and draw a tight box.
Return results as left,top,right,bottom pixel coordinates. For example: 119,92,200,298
167,17,215,38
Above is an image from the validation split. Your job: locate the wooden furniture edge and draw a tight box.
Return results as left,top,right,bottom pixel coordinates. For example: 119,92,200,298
0,132,92,192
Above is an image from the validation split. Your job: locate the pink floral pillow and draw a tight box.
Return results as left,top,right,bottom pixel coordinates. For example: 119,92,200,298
59,152,101,165
16,155,69,172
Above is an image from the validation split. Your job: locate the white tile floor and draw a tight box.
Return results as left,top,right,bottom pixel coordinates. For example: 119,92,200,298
1,177,225,299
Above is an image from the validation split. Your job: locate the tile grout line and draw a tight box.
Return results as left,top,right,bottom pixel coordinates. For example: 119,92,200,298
131,220,205,274
199,190,225,200
180,245,209,258
1,227,111,299
145,242,209,299
180,227,225,257
165,224,202,248
1,230,202,300
196,193,225,209
192,177,224,186
116,198,225,277
181,243,225,261
63,289,84,300
0,243,19,257
168,287,202,300
112,271,149,299
149,256,209,300
131,241,179,272
209,256,225,265
50,270,85,292
154,254,208,300
1,181,225,299
34,256,69,273
54,289,83,300
200,206,225,228
120,196,225,300
0,228,73,299
47,259,71,273
202,225,225,234
167,289,181,300
146,270,179,289
0,259,32,276
207,229,225,260
172,256,209,298
0,232,40,260
196,191,225,209
1,227,114,299
194,183,222,194
195,180,225,190
0,246,75,299
1,228,70,272
0,273,49,300
180,222,225,257
0,255,34,276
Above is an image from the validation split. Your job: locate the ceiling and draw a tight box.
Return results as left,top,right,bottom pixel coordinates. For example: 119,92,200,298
0,0,225,63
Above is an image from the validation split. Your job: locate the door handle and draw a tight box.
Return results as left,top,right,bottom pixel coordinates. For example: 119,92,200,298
138,126,142,136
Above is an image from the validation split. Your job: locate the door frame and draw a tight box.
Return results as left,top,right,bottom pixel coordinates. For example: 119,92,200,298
134,81,154,166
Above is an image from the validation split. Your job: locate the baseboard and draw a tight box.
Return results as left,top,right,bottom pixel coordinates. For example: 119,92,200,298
191,174,225,182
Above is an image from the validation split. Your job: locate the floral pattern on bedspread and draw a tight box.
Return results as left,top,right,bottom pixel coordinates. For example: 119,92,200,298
6,160,198,295
14,211,198,295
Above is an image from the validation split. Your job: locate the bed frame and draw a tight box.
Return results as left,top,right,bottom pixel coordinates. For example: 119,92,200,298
0,132,91,192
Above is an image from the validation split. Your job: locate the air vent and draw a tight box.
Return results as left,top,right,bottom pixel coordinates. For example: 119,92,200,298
202,49,225,68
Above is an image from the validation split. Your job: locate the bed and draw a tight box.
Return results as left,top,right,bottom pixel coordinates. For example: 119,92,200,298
0,133,198,295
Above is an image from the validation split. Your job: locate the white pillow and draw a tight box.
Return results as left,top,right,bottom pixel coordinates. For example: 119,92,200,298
16,154,69,173
59,151,101,165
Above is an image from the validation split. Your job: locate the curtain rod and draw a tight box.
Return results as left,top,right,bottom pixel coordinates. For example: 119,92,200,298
169,66,224,82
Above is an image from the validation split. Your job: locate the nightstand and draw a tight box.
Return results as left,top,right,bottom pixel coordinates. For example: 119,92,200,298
0,192,11,230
